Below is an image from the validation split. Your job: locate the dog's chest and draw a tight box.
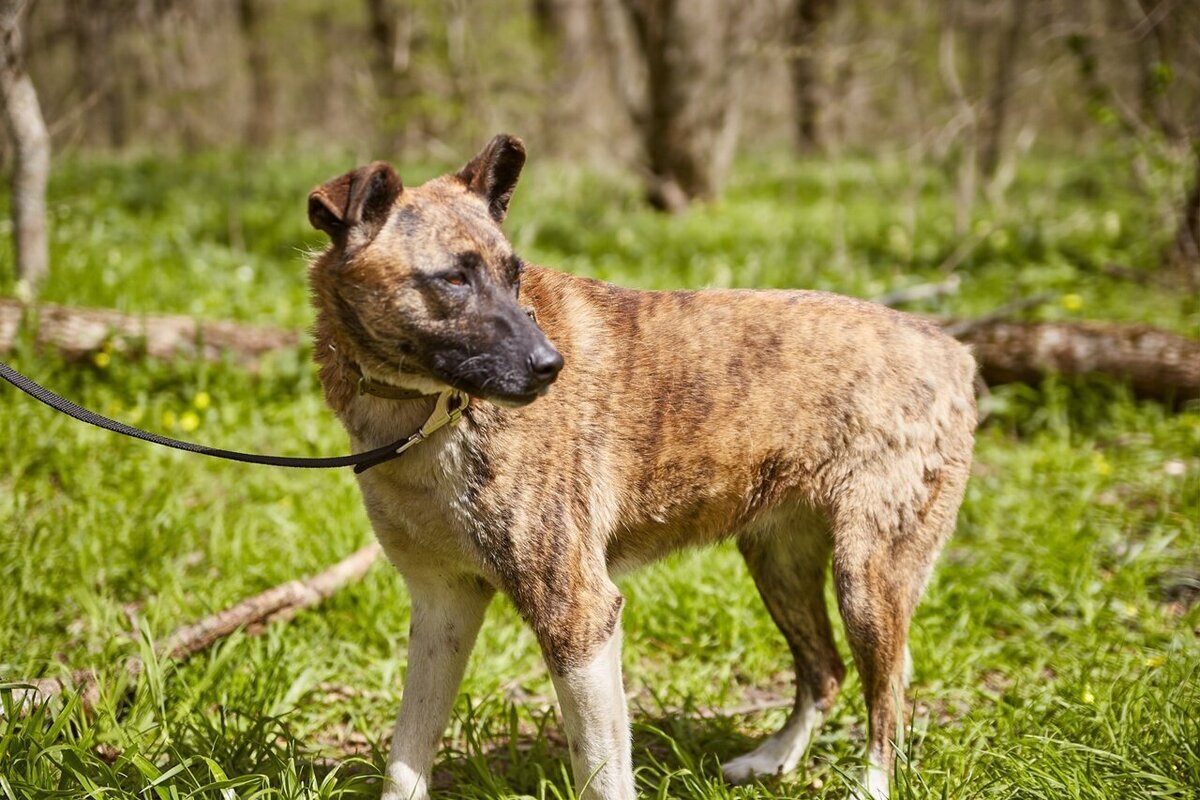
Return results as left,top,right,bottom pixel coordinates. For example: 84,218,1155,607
350,423,494,577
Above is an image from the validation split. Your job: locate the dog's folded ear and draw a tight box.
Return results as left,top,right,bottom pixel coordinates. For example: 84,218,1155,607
456,134,526,223
308,161,403,247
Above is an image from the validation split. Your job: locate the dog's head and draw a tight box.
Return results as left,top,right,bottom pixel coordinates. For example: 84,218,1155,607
307,134,562,406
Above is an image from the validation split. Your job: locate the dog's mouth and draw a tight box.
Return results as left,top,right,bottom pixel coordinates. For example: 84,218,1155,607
436,365,558,407
476,383,553,408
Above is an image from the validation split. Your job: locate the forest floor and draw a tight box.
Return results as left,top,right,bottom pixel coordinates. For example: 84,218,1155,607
1,149,1198,799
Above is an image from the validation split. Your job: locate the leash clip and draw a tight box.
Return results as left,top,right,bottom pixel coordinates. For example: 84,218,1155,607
421,389,468,437
393,389,468,456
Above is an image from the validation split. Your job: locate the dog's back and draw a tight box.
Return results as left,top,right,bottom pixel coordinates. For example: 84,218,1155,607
482,265,976,571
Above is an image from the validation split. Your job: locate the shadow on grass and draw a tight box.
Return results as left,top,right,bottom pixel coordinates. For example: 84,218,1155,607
301,702,767,797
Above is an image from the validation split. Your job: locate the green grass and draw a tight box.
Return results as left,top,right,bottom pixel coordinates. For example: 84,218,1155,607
1,150,1198,798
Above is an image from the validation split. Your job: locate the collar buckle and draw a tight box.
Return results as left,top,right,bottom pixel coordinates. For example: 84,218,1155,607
393,389,469,456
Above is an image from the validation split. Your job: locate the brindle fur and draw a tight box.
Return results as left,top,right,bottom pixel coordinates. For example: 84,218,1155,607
307,135,977,800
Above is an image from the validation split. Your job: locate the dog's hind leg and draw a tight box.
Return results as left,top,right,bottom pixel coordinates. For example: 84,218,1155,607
383,573,494,800
723,507,845,784
831,456,969,800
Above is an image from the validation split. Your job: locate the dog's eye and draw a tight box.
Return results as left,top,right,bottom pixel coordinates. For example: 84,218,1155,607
442,272,468,287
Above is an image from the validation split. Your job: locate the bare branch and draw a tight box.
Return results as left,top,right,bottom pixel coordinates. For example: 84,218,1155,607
4,544,382,714
873,275,961,307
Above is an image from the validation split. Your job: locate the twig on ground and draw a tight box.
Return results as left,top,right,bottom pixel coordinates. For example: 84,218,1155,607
936,224,991,275
940,293,1053,338
4,543,381,714
874,274,961,307
691,695,793,719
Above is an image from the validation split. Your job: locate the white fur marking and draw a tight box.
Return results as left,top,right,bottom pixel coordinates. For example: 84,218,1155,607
866,746,891,799
852,744,890,800
722,685,821,783
382,579,489,800
549,628,635,800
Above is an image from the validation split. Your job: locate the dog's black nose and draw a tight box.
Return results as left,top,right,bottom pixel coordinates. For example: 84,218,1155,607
528,345,564,383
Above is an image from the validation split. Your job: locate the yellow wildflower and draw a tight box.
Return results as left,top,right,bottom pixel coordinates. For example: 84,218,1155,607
1081,687,1095,704
1092,453,1111,476
161,410,177,429
92,351,111,368
1062,293,1083,312
179,411,200,432
193,391,211,411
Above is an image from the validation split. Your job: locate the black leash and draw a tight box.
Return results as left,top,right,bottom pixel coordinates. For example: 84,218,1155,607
0,361,466,475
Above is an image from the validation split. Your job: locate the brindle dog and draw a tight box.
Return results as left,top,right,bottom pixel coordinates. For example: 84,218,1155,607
307,135,977,800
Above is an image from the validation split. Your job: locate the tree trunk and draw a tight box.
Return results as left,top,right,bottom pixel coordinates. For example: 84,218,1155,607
238,0,274,148
0,0,50,293
1132,0,1182,143
788,0,836,154
532,0,604,156
612,0,759,211
1169,144,1200,285
67,0,111,148
938,10,977,238
365,0,413,157
979,0,1028,178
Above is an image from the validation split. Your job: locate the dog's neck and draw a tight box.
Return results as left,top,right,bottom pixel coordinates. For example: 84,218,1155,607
312,315,454,445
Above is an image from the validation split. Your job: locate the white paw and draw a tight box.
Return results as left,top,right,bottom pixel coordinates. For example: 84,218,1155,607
722,750,786,784
382,764,430,800
849,764,890,800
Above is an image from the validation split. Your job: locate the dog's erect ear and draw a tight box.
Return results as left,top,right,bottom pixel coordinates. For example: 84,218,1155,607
308,161,402,246
456,134,526,223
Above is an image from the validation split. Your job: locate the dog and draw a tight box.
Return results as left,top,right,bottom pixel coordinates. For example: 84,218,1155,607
305,134,977,800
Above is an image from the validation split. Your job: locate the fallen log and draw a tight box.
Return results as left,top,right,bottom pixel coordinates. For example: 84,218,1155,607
1,298,1197,403
0,298,299,365
4,542,381,714
954,319,1200,403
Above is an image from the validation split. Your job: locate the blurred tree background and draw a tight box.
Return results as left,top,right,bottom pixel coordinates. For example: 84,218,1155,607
5,0,1198,223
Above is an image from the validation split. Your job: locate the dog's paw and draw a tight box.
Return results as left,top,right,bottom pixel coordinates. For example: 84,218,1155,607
721,751,786,785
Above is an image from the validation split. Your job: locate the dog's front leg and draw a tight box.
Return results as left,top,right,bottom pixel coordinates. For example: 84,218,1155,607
542,588,635,800
383,574,493,800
